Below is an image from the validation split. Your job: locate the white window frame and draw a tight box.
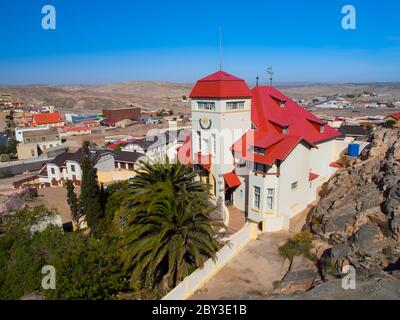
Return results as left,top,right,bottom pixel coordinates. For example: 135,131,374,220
197,102,216,111
291,181,299,190
267,188,274,210
226,101,245,110
254,186,261,209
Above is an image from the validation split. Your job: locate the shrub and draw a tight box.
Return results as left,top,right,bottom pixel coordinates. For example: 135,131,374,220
278,231,314,261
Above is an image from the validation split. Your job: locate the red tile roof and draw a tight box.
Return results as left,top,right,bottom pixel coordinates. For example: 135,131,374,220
388,112,400,120
108,144,120,150
224,172,241,189
251,87,340,144
231,133,315,165
309,172,320,181
190,71,252,99
33,112,62,125
329,162,343,169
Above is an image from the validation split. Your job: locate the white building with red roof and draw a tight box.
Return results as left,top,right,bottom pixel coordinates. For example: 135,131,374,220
178,70,349,232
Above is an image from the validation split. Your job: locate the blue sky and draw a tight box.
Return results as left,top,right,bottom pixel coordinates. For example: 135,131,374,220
0,0,399,84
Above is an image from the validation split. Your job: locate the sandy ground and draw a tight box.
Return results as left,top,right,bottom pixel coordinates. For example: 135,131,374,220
189,206,311,300
32,187,80,224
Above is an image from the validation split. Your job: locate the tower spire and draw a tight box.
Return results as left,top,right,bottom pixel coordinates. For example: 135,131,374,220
219,27,223,71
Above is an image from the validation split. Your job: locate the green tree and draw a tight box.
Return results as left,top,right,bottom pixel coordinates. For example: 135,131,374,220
79,149,103,237
66,180,82,231
0,206,130,300
121,161,223,290
46,234,129,300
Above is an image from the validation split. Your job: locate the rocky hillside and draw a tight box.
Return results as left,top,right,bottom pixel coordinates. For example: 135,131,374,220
273,127,400,299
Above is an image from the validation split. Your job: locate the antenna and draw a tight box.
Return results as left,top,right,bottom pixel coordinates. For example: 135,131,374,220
256,76,259,87
219,27,223,71
267,67,274,86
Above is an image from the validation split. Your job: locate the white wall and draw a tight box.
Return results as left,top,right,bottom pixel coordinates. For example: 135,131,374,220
191,98,252,200
47,163,62,182
65,161,82,181
94,154,115,171
162,222,258,300
278,142,311,219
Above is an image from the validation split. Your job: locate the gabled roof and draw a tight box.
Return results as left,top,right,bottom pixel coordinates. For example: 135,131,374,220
251,86,340,144
309,172,320,181
231,133,315,166
33,113,62,125
190,71,252,99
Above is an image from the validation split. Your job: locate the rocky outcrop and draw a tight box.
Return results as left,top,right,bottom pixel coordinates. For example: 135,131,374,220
274,128,400,299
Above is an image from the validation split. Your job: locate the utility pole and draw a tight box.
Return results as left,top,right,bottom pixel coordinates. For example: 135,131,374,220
267,67,274,86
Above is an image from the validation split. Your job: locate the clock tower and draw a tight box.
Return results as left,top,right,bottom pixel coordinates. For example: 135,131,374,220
189,71,252,200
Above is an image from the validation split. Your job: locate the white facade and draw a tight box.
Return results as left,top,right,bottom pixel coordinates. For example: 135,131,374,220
187,80,349,233
15,127,49,143
191,98,252,200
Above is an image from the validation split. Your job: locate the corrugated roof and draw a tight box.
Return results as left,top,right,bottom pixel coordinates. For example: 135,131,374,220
33,113,62,125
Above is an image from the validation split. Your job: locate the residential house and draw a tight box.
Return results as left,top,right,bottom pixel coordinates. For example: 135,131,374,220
122,129,188,162
16,128,63,160
38,149,146,187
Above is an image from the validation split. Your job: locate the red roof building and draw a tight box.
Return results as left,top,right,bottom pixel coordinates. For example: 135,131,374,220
178,70,347,233
32,112,64,127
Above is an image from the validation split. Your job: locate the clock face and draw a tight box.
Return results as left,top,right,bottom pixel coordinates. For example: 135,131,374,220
199,117,212,130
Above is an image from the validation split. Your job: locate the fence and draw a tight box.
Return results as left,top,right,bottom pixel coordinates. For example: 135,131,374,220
162,222,258,300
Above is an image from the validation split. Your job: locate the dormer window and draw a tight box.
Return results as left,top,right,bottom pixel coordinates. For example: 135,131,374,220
282,127,288,134
253,146,266,156
280,100,286,108
320,125,325,133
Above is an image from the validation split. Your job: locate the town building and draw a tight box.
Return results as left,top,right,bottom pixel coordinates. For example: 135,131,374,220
178,71,349,232
16,128,64,160
15,127,50,143
102,107,141,122
32,112,64,128
59,126,92,138
384,112,400,126
38,149,146,187
65,114,98,123
122,129,188,163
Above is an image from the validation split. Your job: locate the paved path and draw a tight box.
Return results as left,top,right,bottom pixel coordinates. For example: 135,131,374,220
189,231,291,300
189,207,314,300
226,206,246,234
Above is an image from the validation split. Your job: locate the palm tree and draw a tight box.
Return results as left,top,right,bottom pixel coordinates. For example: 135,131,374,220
121,161,224,290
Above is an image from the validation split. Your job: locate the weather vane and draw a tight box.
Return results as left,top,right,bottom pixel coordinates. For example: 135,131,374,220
267,67,274,86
